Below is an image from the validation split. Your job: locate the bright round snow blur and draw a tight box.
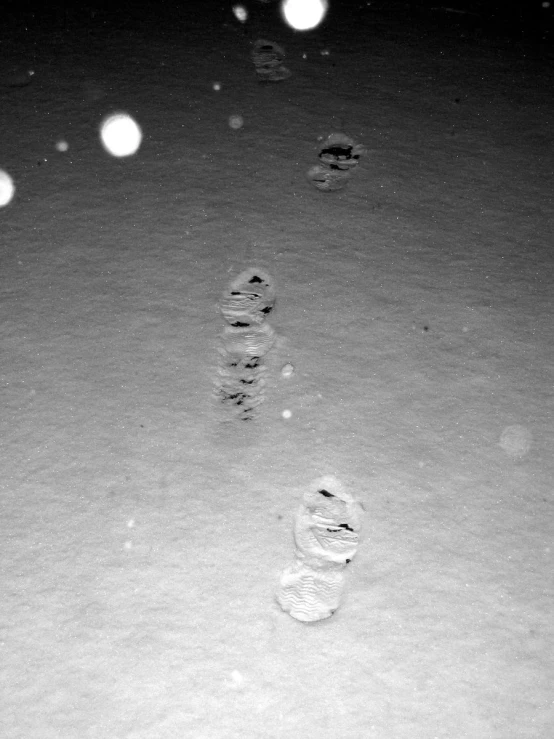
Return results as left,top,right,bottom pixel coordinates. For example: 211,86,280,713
100,113,142,157
232,4,248,22
228,115,244,130
0,170,15,207
281,0,328,30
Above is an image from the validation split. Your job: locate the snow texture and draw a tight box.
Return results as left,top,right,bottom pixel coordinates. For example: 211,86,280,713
1,1,553,737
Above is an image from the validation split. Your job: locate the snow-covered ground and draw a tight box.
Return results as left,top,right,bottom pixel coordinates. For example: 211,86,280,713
1,2,552,737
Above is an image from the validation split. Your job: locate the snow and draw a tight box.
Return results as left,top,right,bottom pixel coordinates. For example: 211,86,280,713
1,2,553,737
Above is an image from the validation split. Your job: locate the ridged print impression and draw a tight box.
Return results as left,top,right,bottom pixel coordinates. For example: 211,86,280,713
214,268,277,421
276,475,363,622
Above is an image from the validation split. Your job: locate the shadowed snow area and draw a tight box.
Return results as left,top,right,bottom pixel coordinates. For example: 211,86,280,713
1,2,552,737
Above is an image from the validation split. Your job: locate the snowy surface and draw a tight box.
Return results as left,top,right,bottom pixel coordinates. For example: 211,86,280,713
1,2,553,737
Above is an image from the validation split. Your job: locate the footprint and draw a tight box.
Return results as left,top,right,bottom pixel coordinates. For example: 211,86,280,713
276,475,363,622
215,268,277,421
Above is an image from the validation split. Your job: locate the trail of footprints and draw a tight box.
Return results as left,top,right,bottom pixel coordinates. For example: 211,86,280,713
214,271,363,621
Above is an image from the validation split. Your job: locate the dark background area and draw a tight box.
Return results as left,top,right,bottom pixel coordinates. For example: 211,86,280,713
2,0,553,47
